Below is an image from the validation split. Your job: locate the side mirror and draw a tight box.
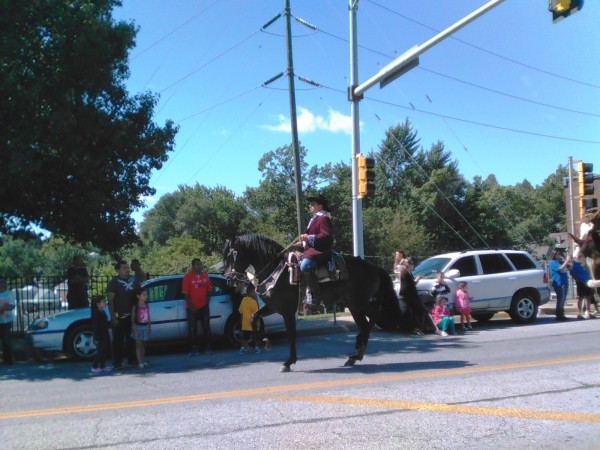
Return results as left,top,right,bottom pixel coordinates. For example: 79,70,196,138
445,269,460,279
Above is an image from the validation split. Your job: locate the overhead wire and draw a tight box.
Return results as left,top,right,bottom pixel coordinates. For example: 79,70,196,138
185,92,273,185
319,84,600,145
372,150,476,250
129,0,224,61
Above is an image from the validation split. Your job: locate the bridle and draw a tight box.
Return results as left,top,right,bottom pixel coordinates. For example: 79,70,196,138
224,239,300,288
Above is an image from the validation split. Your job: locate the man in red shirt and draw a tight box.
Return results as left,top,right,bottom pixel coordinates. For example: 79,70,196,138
182,258,213,356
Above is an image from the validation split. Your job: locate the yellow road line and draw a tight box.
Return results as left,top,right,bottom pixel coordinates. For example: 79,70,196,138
272,394,600,424
1,354,598,420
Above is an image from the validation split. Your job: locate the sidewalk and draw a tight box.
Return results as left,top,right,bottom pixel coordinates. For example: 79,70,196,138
4,300,593,364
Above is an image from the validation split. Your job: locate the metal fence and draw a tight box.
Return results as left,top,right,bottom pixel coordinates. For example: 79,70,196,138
6,275,119,333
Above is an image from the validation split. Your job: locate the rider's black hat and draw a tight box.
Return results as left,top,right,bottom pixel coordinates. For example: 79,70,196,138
306,194,329,211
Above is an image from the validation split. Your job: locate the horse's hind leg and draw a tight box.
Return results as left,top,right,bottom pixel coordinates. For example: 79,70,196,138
344,310,373,367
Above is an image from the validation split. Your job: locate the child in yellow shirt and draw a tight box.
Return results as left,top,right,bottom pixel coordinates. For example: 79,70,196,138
238,283,260,354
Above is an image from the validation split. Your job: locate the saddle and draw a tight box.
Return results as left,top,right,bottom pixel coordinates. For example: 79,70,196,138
287,251,348,285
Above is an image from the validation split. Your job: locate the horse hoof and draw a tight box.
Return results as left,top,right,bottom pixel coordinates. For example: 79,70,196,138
344,358,356,367
280,365,291,373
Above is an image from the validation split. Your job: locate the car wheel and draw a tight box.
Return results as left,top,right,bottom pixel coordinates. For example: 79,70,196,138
471,312,495,323
509,292,538,324
65,324,97,361
225,314,265,348
224,314,243,348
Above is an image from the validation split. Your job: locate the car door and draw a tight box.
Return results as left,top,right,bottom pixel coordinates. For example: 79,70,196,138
207,276,234,337
478,253,517,310
446,255,487,310
145,277,183,341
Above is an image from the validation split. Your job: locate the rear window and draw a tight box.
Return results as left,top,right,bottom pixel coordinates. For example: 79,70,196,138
209,276,229,295
505,253,536,270
146,278,180,303
479,253,513,274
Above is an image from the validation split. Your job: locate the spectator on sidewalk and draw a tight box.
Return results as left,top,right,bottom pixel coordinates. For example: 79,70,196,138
455,281,473,331
0,277,16,365
91,295,111,373
430,271,451,299
431,295,455,336
238,283,260,354
569,259,596,319
131,287,152,369
131,259,147,283
549,249,571,321
66,255,90,309
182,258,213,356
107,261,140,369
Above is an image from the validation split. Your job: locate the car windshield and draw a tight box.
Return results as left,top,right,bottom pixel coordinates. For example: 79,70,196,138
413,257,451,278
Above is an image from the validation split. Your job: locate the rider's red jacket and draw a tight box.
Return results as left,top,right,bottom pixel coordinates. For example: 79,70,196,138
302,211,333,264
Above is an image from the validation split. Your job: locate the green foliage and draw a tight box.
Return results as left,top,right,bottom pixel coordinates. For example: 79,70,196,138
0,0,178,251
143,236,211,275
363,207,432,267
140,184,249,258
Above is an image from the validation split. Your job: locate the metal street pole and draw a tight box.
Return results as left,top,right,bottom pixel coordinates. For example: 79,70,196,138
348,0,505,258
349,0,363,257
568,156,576,252
285,0,305,236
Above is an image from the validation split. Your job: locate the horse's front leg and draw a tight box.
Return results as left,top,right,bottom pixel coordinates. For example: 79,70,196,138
280,311,297,372
344,309,373,367
251,304,274,350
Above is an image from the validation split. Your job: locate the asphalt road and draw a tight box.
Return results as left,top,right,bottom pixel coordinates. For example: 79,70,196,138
1,313,599,450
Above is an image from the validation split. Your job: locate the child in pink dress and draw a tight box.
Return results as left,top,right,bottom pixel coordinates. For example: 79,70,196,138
131,287,151,369
431,296,455,336
454,281,473,331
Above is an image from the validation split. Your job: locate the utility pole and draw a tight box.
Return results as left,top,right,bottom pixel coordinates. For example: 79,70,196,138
284,0,305,235
348,0,363,257
568,156,576,252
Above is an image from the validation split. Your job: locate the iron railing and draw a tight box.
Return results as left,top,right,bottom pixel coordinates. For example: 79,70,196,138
5,275,156,333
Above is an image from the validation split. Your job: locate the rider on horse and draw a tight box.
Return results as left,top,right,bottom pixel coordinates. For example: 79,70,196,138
298,194,334,304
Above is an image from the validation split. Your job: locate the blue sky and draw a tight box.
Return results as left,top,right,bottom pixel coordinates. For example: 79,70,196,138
112,0,600,222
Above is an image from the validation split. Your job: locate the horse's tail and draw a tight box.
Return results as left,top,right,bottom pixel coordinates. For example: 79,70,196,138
374,267,404,330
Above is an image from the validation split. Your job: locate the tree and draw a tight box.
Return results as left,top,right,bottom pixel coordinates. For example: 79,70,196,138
0,0,178,251
139,184,250,257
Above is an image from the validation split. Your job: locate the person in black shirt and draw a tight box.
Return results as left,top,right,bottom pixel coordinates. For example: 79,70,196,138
430,271,451,299
107,261,140,369
91,295,111,373
66,255,90,309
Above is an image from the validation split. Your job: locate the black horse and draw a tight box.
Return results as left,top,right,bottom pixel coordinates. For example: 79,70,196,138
222,233,402,372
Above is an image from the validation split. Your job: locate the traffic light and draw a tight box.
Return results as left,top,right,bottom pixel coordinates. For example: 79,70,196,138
577,161,594,215
577,162,594,197
549,0,583,23
357,154,375,198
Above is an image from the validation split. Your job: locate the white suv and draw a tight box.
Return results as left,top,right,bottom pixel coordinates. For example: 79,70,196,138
410,249,550,324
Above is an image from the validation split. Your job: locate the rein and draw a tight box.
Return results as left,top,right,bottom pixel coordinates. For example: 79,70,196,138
227,238,300,285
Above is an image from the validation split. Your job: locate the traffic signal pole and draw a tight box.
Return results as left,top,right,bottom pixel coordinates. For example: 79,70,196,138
349,0,363,257
568,156,576,253
348,0,505,258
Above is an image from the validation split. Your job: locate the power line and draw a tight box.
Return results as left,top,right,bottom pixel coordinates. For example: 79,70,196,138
321,84,600,145
129,0,224,61
159,29,261,94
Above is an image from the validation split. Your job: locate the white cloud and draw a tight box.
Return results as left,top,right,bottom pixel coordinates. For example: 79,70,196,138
262,107,356,135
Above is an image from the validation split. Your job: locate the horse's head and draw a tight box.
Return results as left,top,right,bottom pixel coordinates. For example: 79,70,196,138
222,237,250,289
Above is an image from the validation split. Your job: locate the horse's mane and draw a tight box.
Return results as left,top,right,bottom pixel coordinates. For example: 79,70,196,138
234,233,285,258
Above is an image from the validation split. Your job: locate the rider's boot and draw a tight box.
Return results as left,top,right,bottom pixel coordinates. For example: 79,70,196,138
302,270,321,304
